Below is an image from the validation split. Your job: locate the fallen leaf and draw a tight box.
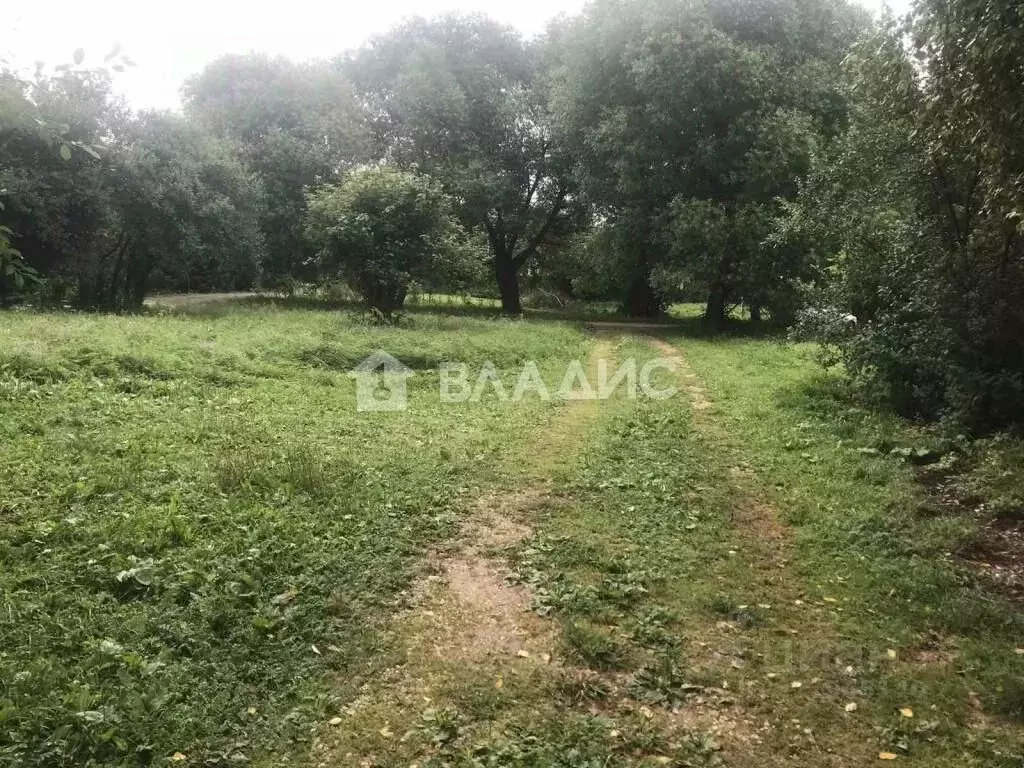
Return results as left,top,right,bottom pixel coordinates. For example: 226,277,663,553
378,726,393,738
541,653,551,663
328,717,342,726
1016,648,1024,655
845,702,858,713
516,649,530,658
887,649,898,660
823,596,838,603
790,681,802,689
495,677,503,689
171,754,187,762
247,707,257,715
311,645,321,655
900,707,914,718
879,752,897,760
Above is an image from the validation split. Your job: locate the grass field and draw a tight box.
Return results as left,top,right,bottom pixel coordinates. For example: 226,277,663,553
2,297,1023,767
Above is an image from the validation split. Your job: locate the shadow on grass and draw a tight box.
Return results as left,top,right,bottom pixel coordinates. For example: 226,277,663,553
155,293,513,320
148,292,791,338
644,317,787,341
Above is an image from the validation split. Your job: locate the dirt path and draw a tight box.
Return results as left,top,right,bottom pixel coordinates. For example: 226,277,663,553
313,332,881,767
313,337,616,766
642,334,879,766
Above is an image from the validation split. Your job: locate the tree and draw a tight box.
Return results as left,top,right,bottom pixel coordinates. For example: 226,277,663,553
76,112,267,311
783,3,1024,429
184,55,369,285
550,0,867,319
0,223,43,307
0,68,120,300
345,14,576,314
304,167,470,314
1,65,266,310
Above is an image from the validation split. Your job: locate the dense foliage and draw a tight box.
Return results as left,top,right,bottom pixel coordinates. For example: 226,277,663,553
1,66,265,309
550,0,868,318
344,15,577,314
183,55,369,286
784,0,1024,429
305,167,471,313
2,0,1022,428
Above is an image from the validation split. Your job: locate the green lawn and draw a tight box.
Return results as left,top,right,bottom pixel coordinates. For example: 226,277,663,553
2,302,1022,767
0,303,588,766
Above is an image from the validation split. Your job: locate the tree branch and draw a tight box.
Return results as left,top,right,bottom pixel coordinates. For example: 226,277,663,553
511,186,568,266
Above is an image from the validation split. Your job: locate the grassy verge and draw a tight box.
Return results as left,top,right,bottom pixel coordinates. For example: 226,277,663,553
0,306,587,767
670,333,1024,764
503,333,1024,766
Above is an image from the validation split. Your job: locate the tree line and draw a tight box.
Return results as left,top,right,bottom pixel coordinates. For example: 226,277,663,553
2,0,1021,428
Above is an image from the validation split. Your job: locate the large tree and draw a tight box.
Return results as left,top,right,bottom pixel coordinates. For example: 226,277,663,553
86,112,266,310
345,14,575,314
550,0,867,319
0,69,117,297
183,54,368,285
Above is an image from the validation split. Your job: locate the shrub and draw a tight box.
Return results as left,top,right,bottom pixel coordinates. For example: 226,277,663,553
305,167,473,314
779,8,1024,430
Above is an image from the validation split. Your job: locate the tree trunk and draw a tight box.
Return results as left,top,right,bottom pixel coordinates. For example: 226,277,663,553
617,222,661,317
363,277,408,316
705,284,728,327
749,304,762,323
127,269,150,312
494,251,522,316
622,272,660,317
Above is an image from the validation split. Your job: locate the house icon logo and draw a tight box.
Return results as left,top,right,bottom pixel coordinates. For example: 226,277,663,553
349,350,414,412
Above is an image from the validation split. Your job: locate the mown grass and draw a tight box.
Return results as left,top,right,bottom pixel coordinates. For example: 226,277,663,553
505,333,1024,766
0,304,589,767
4,301,1023,767
668,334,1024,763
316,336,732,768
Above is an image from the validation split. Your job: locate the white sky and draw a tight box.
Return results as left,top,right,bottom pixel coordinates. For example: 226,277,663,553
7,0,909,111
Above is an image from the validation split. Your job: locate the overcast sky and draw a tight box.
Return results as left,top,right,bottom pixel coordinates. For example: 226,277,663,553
7,0,910,111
